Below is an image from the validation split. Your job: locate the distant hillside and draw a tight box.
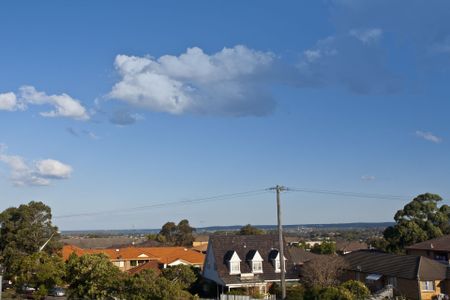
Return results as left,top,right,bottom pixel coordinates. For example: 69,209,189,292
61,222,393,236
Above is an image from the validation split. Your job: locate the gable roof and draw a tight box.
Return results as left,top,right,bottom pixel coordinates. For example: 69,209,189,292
287,247,319,265
343,250,447,280
207,234,298,285
406,235,450,252
127,261,161,275
62,245,205,265
335,241,368,253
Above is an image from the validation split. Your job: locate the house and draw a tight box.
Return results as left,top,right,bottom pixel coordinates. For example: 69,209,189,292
406,235,450,264
193,235,209,248
335,240,368,254
202,235,299,297
287,246,319,266
62,245,205,272
342,250,448,300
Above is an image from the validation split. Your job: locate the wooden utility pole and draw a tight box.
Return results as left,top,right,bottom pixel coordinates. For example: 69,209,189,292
270,185,287,299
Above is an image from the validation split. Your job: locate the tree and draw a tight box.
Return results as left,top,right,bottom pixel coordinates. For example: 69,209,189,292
0,201,60,279
65,253,124,299
316,286,355,300
341,280,370,299
382,193,450,253
158,220,195,246
15,252,65,296
175,219,195,246
310,241,336,254
162,265,197,290
301,255,347,288
238,224,265,235
121,269,193,300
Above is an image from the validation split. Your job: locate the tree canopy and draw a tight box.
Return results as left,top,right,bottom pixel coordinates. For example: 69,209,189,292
156,219,195,246
0,201,61,279
381,193,450,252
65,253,124,299
238,224,265,235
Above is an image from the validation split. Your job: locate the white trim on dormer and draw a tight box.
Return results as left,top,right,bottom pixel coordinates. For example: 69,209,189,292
272,252,287,273
250,250,264,274
138,254,149,258
229,251,241,275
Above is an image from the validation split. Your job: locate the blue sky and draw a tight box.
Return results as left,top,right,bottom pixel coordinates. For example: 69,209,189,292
1,0,449,230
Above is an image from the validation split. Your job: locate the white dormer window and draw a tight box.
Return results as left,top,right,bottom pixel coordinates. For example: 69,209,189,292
272,251,286,273
249,250,264,274
252,261,263,273
228,251,241,275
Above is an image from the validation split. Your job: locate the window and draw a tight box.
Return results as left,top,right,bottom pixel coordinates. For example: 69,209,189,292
228,251,241,275
113,260,124,268
387,277,397,287
130,260,137,267
252,261,263,273
420,281,435,291
230,261,240,274
272,253,286,273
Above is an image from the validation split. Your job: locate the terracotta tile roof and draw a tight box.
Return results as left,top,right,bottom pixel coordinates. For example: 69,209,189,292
343,250,447,280
406,235,450,252
62,245,205,265
127,261,161,275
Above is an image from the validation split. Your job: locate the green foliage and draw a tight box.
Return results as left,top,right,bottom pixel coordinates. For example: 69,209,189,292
121,269,193,300
341,280,370,299
310,241,336,254
0,201,61,279
14,252,65,294
162,265,197,289
238,224,265,235
158,220,195,246
318,286,355,300
65,253,124,299
382,193,449,253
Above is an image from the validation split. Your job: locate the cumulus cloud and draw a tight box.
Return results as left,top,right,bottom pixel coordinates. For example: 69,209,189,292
35,159,72,179
0,86,89,120
415,130,442,144
0,147,73,186
0,92,23,111
19,86,89,120
109,45,276,116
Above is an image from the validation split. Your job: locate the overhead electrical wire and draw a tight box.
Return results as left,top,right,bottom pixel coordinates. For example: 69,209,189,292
54,186,413,220
54,188,270,219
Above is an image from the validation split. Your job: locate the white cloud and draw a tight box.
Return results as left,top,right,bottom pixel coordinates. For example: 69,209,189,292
0,148,73,186
109,45,276,116
35,159,72,179
415,130,442,144
19,86,89,120
0,92,23,111
349,28,383,44
361,175,376,181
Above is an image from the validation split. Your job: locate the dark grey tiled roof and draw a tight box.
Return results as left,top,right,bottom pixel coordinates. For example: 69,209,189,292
406,235,450,252
287,247,320,265
208,234,299,285
343,250,447,280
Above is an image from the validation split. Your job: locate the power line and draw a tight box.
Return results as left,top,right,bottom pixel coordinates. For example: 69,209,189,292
54,186,414,220
54,188,269,219
287,187,411,201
